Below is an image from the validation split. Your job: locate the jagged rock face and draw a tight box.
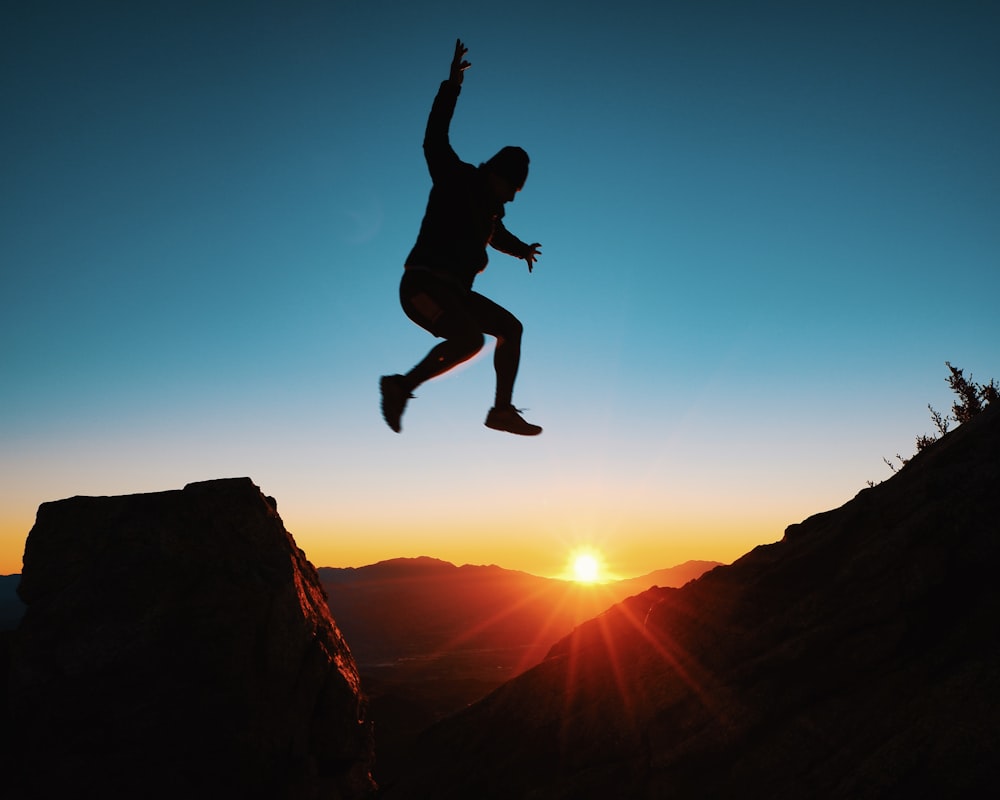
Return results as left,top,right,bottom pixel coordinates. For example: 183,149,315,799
8,478,375,800
385,404,1000,799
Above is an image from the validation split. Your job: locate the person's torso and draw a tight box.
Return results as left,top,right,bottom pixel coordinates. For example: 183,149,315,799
406,163,504,286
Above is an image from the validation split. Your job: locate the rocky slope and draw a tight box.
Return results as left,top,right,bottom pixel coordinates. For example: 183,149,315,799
384,403,1000,799
6,478,375,799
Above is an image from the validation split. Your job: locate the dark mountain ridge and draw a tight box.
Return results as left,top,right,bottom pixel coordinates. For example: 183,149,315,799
385,402,1000,799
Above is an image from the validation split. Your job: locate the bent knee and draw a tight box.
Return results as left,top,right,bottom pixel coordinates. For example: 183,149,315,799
498,317,523,344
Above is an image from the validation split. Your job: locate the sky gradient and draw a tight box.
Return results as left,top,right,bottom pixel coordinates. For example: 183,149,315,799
3,1,998,579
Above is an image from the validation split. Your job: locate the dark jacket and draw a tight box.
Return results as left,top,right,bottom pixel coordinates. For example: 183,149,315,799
405,80,530,290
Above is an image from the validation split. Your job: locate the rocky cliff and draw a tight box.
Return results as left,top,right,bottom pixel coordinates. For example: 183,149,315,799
6,478,375,799
384,404,1000,799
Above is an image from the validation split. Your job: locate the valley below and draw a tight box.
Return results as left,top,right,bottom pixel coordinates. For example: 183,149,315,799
318,558,720,783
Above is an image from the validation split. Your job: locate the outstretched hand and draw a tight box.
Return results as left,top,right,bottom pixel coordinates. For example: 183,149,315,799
525,243,542,273
449,39,471,85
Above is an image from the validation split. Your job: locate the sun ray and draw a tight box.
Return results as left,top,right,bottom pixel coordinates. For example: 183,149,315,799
422,573,620,680
551,582,736,762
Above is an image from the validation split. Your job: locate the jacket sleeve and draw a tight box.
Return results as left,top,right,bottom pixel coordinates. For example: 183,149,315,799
489,218,532,259
423,80,463,183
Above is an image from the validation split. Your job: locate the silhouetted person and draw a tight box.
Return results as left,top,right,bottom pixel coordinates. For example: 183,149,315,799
380,40,543,435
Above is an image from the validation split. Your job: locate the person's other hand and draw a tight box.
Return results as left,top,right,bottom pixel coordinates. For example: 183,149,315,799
449,39,470,85
525,243,542,272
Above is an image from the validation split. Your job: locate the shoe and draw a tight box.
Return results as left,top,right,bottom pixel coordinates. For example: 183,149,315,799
485,405,542,436
380,375,412,433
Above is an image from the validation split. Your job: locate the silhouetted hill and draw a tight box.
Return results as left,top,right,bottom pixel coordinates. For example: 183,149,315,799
4,478,375,800
323,555,460,583
385,403,1000,799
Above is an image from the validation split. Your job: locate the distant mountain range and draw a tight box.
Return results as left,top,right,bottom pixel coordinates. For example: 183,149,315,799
320,557,720,673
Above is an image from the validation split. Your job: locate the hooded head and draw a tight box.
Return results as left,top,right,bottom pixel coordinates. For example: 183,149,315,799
483,146,530,192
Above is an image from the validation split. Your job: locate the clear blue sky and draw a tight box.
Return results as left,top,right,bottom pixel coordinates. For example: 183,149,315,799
2,0,998,578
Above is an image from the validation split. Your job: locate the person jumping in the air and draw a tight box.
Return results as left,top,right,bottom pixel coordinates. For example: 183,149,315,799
379,39,543,436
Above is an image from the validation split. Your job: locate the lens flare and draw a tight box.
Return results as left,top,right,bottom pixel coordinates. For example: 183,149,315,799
570,551,601,584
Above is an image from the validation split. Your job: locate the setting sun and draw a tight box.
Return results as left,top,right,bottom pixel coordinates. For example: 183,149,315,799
571,551,601,584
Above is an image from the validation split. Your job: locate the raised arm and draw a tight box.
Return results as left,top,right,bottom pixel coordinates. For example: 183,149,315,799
423,40,470,181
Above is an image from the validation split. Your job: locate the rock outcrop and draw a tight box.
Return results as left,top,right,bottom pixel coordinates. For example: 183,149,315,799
7,478,375,799
385,404,1000,799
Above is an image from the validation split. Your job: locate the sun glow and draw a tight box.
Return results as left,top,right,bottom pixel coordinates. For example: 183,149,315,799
570,550,602,584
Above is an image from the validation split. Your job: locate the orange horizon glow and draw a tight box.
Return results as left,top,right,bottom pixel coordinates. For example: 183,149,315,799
0,495,793,579
0,512,776,579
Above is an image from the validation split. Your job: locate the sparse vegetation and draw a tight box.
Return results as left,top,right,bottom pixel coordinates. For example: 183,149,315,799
945,361,999,423
875,362,997,483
